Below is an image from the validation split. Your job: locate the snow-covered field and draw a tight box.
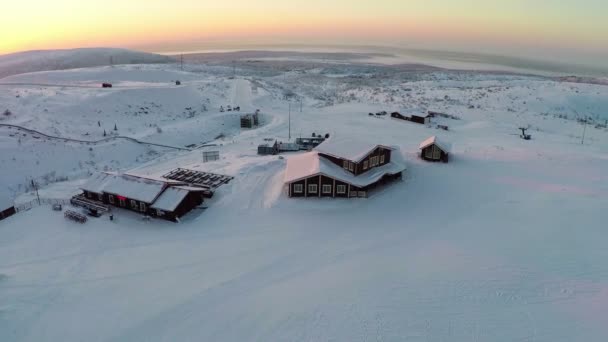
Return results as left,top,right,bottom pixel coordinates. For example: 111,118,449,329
1,55,607,341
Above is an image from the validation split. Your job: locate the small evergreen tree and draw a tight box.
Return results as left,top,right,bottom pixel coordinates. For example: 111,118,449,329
114,123,117,131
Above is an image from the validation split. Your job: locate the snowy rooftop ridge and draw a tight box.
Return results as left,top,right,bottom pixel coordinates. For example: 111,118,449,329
314,137,395,162
81,172,170,204
419,136,452,152
284,150,406,188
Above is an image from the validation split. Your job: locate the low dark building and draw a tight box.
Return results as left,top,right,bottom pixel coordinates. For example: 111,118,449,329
410,114,430,125
79,172,206,222
391,112,430,124
419,136,451,163
391,112,408,120
258,143,278,155
0,194,16,221
284,138,406,198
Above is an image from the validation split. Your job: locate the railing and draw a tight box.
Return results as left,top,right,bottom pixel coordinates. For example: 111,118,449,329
15,198,71,213
70,195,110,213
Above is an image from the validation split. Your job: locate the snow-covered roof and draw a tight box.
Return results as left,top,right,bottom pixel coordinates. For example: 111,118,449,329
419,136,452,152
314,137,394,162
150,187,190,212
81,172,116,194
81,172,168,204
284,151,406,188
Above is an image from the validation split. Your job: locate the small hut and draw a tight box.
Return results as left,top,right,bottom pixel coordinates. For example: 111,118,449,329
419,136,451,163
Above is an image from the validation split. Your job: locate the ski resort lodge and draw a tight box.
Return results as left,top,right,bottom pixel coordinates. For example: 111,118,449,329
76,168,232,222
419,136,451,163
284,138,406,198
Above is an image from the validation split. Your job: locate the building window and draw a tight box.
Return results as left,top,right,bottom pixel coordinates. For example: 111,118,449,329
119,198,125,207
108,195,115,204
343,160,349,169
294,184,303,193
308,184,318,194
350,191,358,197
322,184,332,194
380,155,385,164
337,185,346,194
363,160,368,170
97,193,103,201
373,156,379,166
140,202,147,212
348,161,354,172
130,200,137,210
156,209,164,216
86,192,92,199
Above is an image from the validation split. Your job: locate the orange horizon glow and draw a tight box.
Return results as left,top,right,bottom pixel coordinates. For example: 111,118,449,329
2,1,607,65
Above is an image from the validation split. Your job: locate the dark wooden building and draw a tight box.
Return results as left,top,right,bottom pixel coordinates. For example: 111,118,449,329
419,136,451,163
391,112,431,125
284,138,406,198
80,172,205,222
0,194,16,221
391,112,408,120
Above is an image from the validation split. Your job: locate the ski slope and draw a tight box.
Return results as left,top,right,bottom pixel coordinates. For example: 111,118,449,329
1,58,607,342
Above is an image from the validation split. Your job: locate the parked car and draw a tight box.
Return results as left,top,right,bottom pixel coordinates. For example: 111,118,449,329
102,83,112,88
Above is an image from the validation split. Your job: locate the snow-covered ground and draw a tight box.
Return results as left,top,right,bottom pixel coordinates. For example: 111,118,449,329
1,56,607,341
0,48,172,79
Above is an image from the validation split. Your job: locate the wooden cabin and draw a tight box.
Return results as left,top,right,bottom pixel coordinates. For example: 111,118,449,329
284,138,406,198
79,172,205,222
419,136,451,163
391,112,408,120
391,112,431,125
411,114,430,125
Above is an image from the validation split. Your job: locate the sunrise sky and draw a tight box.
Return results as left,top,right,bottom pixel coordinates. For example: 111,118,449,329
3,0,607,65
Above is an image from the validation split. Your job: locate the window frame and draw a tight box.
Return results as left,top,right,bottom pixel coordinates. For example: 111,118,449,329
363,160,368,170
294,184,303,193
130,199,137,210
343,160,349,169
322,184,332,194
380,154,385,164
337,185,346,194
308,184,318,194
139,202,147,212
108,195,115,204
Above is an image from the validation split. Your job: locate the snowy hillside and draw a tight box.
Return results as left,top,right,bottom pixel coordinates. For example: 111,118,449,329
1,56,607,341
0,48,172,79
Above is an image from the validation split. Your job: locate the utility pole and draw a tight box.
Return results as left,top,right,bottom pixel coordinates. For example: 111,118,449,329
581,117,587,145
31,179,40,205
288,102,291,141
